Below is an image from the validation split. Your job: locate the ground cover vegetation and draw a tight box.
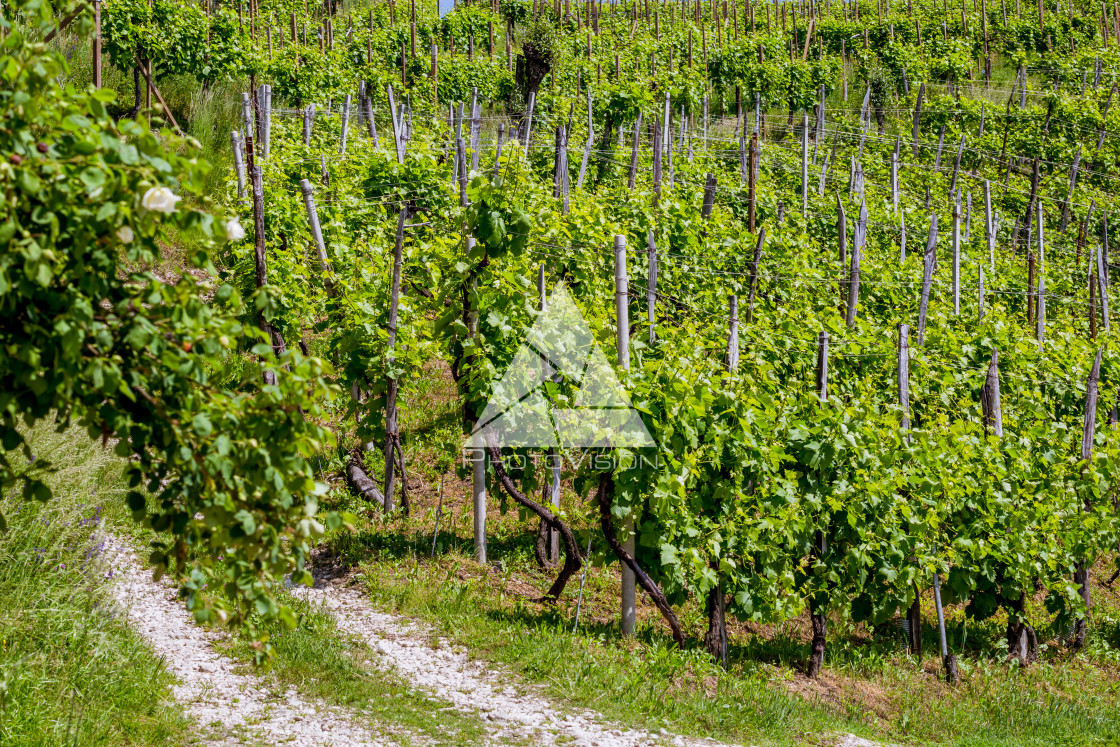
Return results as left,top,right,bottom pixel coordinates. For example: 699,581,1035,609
7,0,1120,741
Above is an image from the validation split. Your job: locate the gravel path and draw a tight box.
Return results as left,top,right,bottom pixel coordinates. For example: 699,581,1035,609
289,560,738,747
104,537,392,747
106,532,880,747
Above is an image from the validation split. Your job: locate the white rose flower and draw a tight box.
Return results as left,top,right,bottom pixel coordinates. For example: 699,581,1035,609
141,186,180,213
116,226,134,243
224,217,246,241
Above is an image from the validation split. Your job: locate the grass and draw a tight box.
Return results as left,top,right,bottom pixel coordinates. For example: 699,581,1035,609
329,522,1120,747
307,357,1120,747
0,425,193,746
216,588,490,747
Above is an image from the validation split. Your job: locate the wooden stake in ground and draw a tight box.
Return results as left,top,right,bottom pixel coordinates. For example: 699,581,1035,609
816,330,829,401
746,229,766,323
383,209,409,514
522,92,536,160
933,571,959,684
339,94,352,154
918,215,939,345
702,172,718,219
1062,145,1082,233
93,0,102,87
1098,243,1111,333
801,112,809,213
1036,201,1045,347
302,104,315,145
847,199,866,327
1073,348,1104,650
808,331,829,678
647,230,657,344
388,84,406,163
247,155,286,386
628,111,642,190
952,191,961,316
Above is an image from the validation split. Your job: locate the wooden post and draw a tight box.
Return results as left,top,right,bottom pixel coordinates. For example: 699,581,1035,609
248,155,281,386
388,85,405,163
93,0,102,88
912,82,924,157
949,134,965,196
981,349,1003,436
615,234,636,638
523,92,536,160
933,572,958,684
1073,348,1105,649
901,213,907,264
383,209,407,513
339,94,351,154
816,331,829,401
890,142,899,213
748,135,757,233
1090,256,1098,339
302,104,315,145
918,216,939,345
847,200,865,326
702,172,717,219
1027,251,1036,324
457,136,468,207
432,44,439,102
979,265,986,321
494,123,505,177
647,230,657,344
536,265,561,564
135,54,181,134
1036,201,1045,346
747,229,766,323
628,111,642,189
984,180,995,270
952,191,961,316
727,295,740,369
801,112,809,214
898,325,911,430
1062,145,1082,232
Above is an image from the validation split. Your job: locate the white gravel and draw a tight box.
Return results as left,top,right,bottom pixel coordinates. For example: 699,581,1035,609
290,563,738,747
103,536,392,746
104,532,881,747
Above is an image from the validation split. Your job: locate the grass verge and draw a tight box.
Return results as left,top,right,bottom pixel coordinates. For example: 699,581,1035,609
216,587,490,747
0,425,192,746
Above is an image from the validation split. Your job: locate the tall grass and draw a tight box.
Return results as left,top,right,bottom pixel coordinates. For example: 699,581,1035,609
0,426,191,746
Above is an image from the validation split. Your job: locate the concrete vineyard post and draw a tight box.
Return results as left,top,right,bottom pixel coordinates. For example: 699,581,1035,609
299,178,335,296
467,237,486,564
339,94,351,154
232,131,246,202
615,234,636,638
933,572,958,684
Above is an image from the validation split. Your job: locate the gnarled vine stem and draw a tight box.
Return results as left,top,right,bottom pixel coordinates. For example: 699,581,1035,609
595,472,685,648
